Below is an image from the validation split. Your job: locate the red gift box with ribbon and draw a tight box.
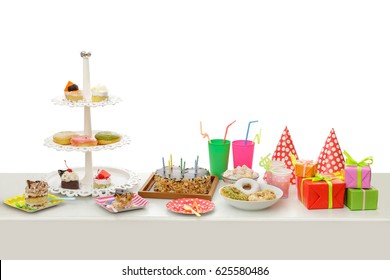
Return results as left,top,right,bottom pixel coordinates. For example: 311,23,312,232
296,174,346,210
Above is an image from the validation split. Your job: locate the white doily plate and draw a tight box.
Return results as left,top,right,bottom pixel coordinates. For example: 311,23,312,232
44,132,130,152
51,95,122,107
46,166,140,197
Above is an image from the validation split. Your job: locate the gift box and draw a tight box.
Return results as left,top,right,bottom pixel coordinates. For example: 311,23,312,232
296,174,346,210
295,160,317,178
343,150,373,189
345,187,378,210
344,165,371,189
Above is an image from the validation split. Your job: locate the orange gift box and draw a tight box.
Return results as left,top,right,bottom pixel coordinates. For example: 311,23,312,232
296,175,346,210
295,160,317,178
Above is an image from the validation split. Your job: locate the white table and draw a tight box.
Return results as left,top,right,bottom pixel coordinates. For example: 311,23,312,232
0,173,389,259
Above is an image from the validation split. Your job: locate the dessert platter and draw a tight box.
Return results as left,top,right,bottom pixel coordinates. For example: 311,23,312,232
44,131,131,152
43,51,138,197
46,166,139,197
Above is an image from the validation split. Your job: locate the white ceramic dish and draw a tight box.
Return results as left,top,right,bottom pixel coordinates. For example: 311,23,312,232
219,183,283,210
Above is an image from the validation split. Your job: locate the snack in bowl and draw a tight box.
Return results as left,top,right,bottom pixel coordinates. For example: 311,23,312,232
222,165,259,183
219,181,283,210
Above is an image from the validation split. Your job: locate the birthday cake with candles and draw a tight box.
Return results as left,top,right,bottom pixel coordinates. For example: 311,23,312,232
154,158,211,194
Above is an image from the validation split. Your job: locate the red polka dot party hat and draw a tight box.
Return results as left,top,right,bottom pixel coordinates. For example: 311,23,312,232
317,128,345,174
271,126,299,184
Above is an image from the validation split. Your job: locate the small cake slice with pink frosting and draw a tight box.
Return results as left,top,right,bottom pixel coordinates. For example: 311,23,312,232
70,135,98,146
94,169,112,188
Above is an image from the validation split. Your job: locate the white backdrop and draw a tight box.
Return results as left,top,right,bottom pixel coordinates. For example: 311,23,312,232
1,0,389,173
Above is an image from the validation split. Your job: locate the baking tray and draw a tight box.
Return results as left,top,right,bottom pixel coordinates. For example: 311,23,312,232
138,173,219,201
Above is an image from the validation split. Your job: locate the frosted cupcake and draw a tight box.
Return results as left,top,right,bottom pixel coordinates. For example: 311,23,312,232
91,84,109,102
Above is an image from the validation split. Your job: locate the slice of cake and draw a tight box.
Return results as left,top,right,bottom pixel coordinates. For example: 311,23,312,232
58,161,79,189
91,84,109,102
154,166,211,194
64,81,83,101
94,169,111,189
25,180,49,208
112,189,135,210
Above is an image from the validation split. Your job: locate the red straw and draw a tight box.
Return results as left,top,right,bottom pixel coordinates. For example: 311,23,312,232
223,120,236,143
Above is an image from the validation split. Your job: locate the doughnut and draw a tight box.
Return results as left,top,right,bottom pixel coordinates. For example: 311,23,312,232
53,131,77,145
70,135,98,146
234,178,260,195
95,131,121,145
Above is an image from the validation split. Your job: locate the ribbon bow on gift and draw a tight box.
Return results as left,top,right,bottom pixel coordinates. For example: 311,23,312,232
259,153,272,171
343,150,373,188
301,173,336,208
343,150,373,166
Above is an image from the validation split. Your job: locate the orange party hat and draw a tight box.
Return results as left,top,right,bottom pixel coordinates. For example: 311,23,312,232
271,126,299,184
317,128,345,174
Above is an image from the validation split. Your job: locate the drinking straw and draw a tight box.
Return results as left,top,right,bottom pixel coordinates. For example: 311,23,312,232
200,121,211,143
253,129,262,144
245,120,259,144
223,120,236,144
259,153,272,171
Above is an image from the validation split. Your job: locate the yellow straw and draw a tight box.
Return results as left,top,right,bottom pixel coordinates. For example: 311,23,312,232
253,129,262,144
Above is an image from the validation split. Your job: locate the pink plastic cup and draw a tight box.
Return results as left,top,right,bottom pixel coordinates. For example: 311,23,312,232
265,160,286,184
232,140,255,169
271,167,292,199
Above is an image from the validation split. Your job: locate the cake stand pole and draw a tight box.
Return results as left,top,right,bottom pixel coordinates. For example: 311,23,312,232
81,51,93,188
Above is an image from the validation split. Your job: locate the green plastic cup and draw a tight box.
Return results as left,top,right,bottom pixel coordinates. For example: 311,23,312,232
208,139,231,179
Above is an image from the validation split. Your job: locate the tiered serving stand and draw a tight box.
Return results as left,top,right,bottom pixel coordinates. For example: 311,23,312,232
44,51,139,197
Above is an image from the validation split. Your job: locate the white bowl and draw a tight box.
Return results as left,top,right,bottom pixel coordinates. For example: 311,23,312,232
219,184,283,210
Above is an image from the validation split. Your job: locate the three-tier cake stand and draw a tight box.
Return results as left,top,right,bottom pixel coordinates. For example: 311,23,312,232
44,51,139,197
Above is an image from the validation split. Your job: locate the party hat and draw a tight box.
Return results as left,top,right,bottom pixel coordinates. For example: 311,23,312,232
317,128,345,174
268,126,299,184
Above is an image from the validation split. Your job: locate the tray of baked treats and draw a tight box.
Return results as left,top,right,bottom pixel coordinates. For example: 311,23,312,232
44,130,131,152
46,164,140,197
138,159,219,201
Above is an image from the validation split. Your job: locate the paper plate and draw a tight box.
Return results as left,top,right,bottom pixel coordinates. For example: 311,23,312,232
3,194,64,213
166,198,215,215
95,194,149,213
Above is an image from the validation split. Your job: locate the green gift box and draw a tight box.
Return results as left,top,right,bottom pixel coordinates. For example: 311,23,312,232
345,187,378,210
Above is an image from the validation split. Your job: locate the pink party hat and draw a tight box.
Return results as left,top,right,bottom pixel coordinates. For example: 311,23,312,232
317,128,345,174
271,126,299,184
